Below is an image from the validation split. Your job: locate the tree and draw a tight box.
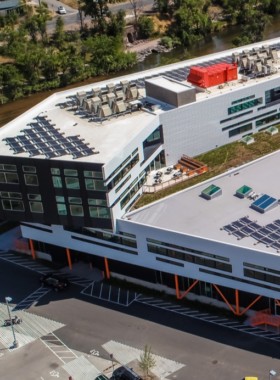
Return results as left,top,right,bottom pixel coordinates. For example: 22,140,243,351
139,345,156,379
82,0,109,20
129,0,143,29
138,16,154,39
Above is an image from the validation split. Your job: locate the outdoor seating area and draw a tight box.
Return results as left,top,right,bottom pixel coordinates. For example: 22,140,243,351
175,154,208,176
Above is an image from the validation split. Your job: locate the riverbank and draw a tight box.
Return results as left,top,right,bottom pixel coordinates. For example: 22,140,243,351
126,38,172,62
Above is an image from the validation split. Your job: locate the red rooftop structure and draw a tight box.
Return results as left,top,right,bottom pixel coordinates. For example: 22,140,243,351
187,63,238,88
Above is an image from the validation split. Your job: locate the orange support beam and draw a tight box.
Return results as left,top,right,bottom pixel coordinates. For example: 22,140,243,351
212,284,237,315
66,248,72,270
104,257,110,279
29,239,36,260
174,275,199,300
235,289,240,315
213,284,262,316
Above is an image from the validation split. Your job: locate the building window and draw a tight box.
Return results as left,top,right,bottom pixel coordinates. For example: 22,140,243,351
228,98,263,115
0,164,17,171
70,205,84,216
57,204,67,215
66,177,80,189
0,192,22,199
89,206,110,219
29,201,44,213
56,196,65,202
22,166,36,173
68,197,82,204
228,123,252,137
51,168,60,175
52,176,63,188
231,95,255,105
256,112,280,127
28,194,41,201
84,170,103,178
85,179,106,191
2,199,24,211
88,198,107,206
64,169,78,177
0,172,19,184
24,174,38,186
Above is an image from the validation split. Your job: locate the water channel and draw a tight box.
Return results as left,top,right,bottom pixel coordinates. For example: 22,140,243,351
1,15,280,127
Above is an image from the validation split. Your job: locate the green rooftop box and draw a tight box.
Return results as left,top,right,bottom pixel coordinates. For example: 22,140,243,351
201,184,222,200
236,185,252,199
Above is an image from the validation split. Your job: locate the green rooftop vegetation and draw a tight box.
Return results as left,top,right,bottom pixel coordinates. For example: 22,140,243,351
134,125,280,209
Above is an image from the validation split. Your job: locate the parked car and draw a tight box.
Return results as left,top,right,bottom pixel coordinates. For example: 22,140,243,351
4,315,22,326
95,375,109,380
40,273,69,291
111,366,143,380
57,6,67,14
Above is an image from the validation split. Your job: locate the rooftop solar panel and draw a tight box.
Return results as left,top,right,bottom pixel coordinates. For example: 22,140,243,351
273,219,280,227
223,225,237,233
265,223,279,232
251,232,264,241
232,230,246,239
240,226,255,235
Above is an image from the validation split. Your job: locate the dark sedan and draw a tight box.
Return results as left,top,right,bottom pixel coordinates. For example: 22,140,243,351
40,273,69,291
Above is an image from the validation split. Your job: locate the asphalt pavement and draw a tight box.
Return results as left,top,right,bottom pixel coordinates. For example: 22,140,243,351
0,256,280,380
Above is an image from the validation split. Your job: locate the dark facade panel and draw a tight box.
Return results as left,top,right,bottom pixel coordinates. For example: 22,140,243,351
0,156,112,229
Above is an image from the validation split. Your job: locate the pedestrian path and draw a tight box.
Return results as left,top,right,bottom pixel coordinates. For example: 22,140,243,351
0,303,64,351
136,296,280,343
40,332,77,364
0,251,95,287
12,286,51,311
81,281,139,306
102,340,185,379
62,355,101,380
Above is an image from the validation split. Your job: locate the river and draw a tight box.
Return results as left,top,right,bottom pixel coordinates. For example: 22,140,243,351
1,15,280,127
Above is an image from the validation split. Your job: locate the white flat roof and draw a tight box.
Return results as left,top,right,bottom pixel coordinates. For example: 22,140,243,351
146,76,193,93
2,36,280,163
127,150,280,255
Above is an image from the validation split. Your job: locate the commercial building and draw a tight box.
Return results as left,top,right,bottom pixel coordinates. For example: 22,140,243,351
2,37,280,316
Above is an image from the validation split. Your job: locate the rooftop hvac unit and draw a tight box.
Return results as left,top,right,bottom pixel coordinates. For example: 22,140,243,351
98,103,112,118
232,52,239,63
262,65,268,75
92,97,101,114
121,80,129,94
254,59,262,73
115,89,125,100
92,87,101,97
83,99,93,112
106,93,116,107
106,83,115,93
126,84,138,100
113,100,127,114
76,91,87,106
271,49,278,61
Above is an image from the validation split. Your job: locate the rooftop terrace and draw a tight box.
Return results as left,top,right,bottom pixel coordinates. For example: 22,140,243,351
127,150,280,255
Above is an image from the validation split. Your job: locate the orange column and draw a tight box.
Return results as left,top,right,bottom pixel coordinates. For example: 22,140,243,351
29,239,36,260
66,248,72,270
235,289,240,316
104,257,110,279
174,274,180,299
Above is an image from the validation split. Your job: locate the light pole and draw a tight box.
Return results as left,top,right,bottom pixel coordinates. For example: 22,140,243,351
269,370,277,380
5,297,18,348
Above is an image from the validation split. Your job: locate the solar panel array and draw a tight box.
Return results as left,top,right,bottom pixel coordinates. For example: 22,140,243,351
251,194,278,213
3,116,97,159
222,217,280,250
